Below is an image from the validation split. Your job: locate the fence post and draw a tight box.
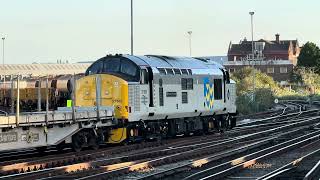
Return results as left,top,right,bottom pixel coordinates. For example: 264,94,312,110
10,75,14,114
16,75,20,127
45,75,49,125
37,77,41,112
72,74,76,123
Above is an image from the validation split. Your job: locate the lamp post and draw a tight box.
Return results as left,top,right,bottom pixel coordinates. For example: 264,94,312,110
187,31,192,56
130,0,134,55
2,37,4,79
249,11,256,110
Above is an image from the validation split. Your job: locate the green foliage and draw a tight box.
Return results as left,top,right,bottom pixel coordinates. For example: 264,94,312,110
297,42,320,73
236,88,275,115
290,67,320,94
231,67,278,96
232,66,320,115
232,67,277,115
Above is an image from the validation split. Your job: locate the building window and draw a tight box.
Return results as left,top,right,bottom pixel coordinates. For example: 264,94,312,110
182,92,188,104
229,68,235,73
181,78,193,90
267,67,274,74
214,79,223,100
280,67,287,73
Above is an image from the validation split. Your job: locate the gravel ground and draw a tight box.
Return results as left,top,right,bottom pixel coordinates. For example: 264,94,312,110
226,139,320,179
112,160,191,180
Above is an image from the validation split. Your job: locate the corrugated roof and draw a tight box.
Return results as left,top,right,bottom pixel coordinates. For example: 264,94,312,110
0,63,91,76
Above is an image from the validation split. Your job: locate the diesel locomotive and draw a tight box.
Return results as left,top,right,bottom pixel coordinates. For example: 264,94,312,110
0,54,237,152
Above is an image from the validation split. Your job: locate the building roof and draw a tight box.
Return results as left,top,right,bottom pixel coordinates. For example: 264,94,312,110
0,63,91,76
228,35,299,55
224,59,294,66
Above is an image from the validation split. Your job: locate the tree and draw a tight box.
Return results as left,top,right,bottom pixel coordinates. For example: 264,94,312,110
297,42,320,73
231,67,278,95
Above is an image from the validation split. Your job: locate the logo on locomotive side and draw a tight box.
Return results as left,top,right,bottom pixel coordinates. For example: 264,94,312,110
203,77,214,109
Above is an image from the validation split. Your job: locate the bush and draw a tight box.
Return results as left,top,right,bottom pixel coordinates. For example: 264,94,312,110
236,88,275,115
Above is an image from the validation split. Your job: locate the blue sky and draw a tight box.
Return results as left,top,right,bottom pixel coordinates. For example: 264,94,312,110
0,0,319,64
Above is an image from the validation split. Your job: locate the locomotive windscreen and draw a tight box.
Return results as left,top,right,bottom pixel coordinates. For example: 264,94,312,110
85,57,140,82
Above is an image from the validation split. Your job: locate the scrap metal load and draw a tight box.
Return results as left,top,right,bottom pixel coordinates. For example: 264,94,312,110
0,54,237,152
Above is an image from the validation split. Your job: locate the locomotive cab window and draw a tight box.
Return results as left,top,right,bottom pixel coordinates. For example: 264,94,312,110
85,57,140,82
214,79,223,100
226,71,231,84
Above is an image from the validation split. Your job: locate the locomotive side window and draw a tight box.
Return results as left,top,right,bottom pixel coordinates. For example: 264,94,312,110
214,79,223,100
187,78,193,90
181,78,187,90
181,78,193,90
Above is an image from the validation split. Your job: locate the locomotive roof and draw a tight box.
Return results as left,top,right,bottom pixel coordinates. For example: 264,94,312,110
86,54,225,78
122,54,225,70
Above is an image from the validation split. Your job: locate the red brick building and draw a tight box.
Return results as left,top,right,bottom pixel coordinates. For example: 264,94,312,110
226,34,300,83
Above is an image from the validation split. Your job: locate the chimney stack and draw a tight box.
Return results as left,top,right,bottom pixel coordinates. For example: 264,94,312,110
275,34,280,43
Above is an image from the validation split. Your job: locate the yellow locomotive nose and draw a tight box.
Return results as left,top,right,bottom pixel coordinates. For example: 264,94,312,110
75,74,128,120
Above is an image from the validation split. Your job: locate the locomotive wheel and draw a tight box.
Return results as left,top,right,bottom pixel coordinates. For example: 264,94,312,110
88,134,100,150
72,135,83,152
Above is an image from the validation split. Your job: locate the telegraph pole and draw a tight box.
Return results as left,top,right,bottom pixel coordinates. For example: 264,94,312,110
130,0,134,55
249,11,256,110
2,37,5,83
187,31,192,56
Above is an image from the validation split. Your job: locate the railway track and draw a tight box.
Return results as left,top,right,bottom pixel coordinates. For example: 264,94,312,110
0,106,311,175
0,101,300,163
0,121,285,178
0,102,316,180
183,128,320,180
253,142,320,180
3,111,318,180
107,116,320,180
0,102,305,165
